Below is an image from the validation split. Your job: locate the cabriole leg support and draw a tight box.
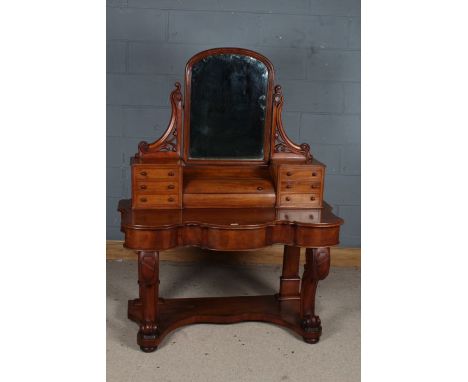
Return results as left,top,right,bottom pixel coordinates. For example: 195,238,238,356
137,251,159,352
300,247,330,344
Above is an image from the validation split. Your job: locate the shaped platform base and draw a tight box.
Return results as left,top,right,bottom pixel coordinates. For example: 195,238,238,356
128,295,322,351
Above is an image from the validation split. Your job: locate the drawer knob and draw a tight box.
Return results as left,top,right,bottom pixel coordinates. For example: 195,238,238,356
168,184,175,189
140,185,147,190
286,171,292,176
284,214,289,220
168,171,175,176
309,214,314,220
140,197,147,202
285,197,291,201
257,186,263,191
312,172,317,177
140,171,147,176
168,197,174,202
310,196,315,201
311,184,319,189
286,184,292,189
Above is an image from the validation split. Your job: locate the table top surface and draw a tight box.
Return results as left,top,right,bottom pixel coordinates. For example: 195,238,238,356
118,199,343,230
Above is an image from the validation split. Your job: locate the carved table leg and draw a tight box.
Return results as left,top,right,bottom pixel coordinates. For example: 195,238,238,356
300,247,330,344
278,245,301,300
137,251,159,352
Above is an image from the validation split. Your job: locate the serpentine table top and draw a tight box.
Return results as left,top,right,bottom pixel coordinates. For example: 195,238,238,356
118,199,343,252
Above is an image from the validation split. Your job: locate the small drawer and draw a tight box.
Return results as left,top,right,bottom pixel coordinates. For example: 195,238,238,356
280,167,322,181
277,210,322,223
136,181,179,193
134,167,179,180
134,194,179,208
281,181,321,193
279,193,321,207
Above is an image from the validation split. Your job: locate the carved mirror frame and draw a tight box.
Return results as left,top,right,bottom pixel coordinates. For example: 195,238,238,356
182,48,275,165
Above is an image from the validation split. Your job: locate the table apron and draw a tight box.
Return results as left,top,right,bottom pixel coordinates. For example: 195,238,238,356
123,223,340,251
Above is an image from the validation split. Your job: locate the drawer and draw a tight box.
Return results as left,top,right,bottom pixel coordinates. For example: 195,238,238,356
136,181,179,193
280,181,321,193
277,210,322,223
183,192,275,208
279,193,321,207
134,167,179,180
184,178,274,194
134,194,179,208
280,167,322,181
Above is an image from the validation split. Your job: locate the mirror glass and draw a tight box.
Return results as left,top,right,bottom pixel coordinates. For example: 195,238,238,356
189,54,268,160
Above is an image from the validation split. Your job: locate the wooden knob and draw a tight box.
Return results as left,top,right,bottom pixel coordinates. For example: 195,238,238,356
140,185,147,190
286,184,292,189
257,186,263,191
168,197,174,202
168,171,175,176
312,172,317,177
309,214,314,220
140,197,147,202
168,184,175,189
311,184,319,189
284,215,289,220
140,171,147,176
310,196,315,201
286,171,292,176
285,197,291,201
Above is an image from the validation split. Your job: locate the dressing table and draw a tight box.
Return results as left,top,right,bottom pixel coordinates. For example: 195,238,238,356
118,48,343,352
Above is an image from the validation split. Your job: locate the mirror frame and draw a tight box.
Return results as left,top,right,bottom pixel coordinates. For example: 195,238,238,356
182,48,275,165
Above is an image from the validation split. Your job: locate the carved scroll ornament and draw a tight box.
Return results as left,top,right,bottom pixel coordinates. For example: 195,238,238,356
272,85,312,163
137,82,183,159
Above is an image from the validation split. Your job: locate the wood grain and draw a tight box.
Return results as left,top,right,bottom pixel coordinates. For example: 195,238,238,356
106,240,360,267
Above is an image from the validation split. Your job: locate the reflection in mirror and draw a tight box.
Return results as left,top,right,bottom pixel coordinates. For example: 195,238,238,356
189,54,268,160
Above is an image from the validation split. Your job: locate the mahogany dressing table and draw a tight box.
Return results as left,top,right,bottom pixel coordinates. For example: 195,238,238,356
118,48,343,352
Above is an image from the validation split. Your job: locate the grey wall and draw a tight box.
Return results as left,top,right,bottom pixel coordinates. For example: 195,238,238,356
107,0,361,246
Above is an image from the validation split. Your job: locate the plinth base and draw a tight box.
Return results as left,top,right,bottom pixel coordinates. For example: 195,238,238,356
128,295,322,351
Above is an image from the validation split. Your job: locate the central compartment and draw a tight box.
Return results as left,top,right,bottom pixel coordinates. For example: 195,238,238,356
183,165,276,208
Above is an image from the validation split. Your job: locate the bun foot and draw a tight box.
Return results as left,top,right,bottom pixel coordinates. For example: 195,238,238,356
137,326,159,353
140,345,158,353
303,336,320,344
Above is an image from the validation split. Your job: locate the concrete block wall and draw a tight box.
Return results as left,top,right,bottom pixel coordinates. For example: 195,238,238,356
107,0,361,246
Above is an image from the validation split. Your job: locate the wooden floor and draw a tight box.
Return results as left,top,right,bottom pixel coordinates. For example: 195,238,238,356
106,240,360,267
